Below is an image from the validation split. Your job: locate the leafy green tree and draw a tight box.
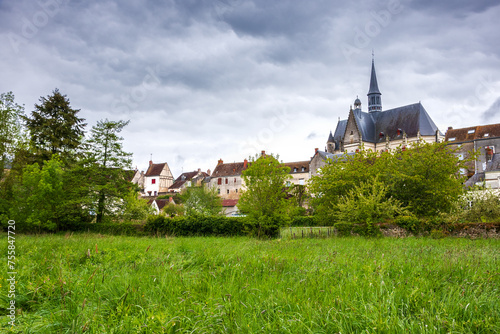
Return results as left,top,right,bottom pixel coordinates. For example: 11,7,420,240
335,176,407,225
309,141,471,219
121,190,154,220
180,186,222,216
24,89,86,164
385,141,470,216
10,156,65,232
238,153,293,236
83,119,133,223
0,91,25,177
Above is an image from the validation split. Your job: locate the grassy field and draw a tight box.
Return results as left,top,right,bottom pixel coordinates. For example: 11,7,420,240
1,234,499,333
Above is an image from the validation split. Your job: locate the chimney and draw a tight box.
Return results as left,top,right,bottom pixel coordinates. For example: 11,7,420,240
448,126,453,130
218,159,223,165
149,160,153,166
244,159,248,169
261,150,266,156
315,148,318,154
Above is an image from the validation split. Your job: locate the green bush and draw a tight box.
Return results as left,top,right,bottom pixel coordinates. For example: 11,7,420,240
395,215,421,233
144,214,247,237
334,222,352,236
245,214,290,238
290,216,319,227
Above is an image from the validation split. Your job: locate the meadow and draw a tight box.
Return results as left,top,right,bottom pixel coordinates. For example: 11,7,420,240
0,233,499,333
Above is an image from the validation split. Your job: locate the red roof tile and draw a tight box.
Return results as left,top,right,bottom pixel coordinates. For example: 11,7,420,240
222,199,239,207
145,163,168,176
445,124,500,142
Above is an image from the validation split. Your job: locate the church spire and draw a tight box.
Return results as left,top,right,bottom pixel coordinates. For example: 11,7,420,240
367,54,382,113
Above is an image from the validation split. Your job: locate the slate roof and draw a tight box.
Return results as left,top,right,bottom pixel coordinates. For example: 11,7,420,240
212,162,247,177
145,163,168,176
332,119,348,150
335,102,442,144
314,150,356,162
169,171,209,190
485,154,500,172
284,161,310,174
368,60,381,95
445,123,500,142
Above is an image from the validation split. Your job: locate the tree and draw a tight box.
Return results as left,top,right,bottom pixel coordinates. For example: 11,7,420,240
309,141,471,219
238,153,293,236
10,156,65,232
180,185,222,216
0,91,25,177
24,89,86,164
83,119,133,223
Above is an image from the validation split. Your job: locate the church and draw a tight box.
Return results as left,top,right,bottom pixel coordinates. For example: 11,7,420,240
310,59,444,175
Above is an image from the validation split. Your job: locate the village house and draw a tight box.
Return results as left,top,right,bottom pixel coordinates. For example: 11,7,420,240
445,123,500,189
148,197,176,215
143,160,174,197
311,59,444,176
168,169,210,193
209,151,311,202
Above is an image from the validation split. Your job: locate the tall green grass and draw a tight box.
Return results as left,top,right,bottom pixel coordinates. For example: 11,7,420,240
1,234,499,333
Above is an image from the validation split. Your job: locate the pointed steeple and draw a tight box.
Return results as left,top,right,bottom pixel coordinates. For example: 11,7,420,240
327,130,334,142
367,54,382,113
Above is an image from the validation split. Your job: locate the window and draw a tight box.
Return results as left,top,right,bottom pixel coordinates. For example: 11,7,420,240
286,181,291,187
151,179,156,184
225,178,228,184
235,189,238,193
485,133,490,137
301,167,306,172
217,188,221,194
234,178,237,183
154,191,157,196
448,137,456,141
299,178,305,185
468,129,475,134
227,189,230,194
293,167,298,172
218,178,222,185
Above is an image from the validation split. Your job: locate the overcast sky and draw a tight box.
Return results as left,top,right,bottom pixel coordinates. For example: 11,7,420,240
1,0,499,177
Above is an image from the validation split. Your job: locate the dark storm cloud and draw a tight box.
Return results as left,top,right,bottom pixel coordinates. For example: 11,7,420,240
1,0,499,176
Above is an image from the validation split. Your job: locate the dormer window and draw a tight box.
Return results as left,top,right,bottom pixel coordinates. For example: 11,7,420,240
301,167,306,172
448,137,456,141
468,129,475,134
293,167,298,172
379,132,384,139
397,128,402,136
485,133,490,137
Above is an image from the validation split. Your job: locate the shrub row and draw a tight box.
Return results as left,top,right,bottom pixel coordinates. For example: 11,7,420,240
144,215,248,237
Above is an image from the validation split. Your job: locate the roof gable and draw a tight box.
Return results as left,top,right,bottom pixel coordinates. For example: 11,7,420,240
145,163,170,176
212,162,247,177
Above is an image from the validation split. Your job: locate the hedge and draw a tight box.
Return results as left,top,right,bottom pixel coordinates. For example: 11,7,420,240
144,215,248,237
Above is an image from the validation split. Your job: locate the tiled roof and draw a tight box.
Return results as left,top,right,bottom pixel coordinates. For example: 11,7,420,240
445,123,500,142
485,154,500,172
222,199,239,207
145,163,168,176
283,161,310,174
212,162,247,177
